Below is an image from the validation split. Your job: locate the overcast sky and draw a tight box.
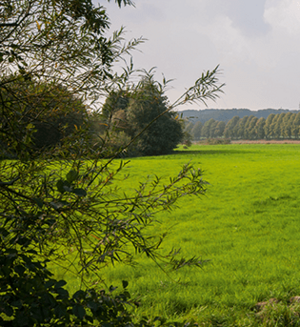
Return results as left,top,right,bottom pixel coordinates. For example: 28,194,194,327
97,0,300,111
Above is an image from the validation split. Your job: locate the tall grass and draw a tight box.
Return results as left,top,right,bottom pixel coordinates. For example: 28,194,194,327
54,144,300,326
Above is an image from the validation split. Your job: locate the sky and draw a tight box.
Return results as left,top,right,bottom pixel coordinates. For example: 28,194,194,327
97,0,300,111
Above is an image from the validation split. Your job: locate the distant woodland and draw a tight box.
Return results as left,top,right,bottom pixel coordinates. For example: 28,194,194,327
182,109,300,140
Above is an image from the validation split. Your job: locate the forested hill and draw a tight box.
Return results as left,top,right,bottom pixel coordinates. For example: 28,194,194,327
179,108,298,123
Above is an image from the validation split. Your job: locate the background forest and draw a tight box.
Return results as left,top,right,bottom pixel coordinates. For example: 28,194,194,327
184,111,300,141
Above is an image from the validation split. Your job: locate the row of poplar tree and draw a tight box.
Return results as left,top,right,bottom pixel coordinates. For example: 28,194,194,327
186,112,300,140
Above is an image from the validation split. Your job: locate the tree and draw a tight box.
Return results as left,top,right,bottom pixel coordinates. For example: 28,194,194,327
273,113,285,139
201,118,216,138
255,117,266,139
224,116,240,139
0,0,224,325
96,76,184,156
184,121,194,135
214,121,226,138
121,73,184,156
246,116,258,140
0,0,142,159
102,72,184,155
181,121,194,146
98,65,224,156
291,112,300,139
282,112,294,139
209,119,219,138
190,121,203,140
236,116,249,139
264,113,275,139
0,77,88,155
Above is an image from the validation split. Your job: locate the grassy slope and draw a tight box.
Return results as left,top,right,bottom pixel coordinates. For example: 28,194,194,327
56,144,300,326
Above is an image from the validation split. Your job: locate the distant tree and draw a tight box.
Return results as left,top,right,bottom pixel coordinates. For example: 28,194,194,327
184,121,194,134
272,113,285,139
214,121,226,138
246,116,258,139
264,113,275,139
243,115,253,139
236,116,249,139
224,116,240,139
101,90,131,128
190,120,203,140
201,118,216,138
209,120,219,138
292,112,300,139
282,112,294,139
255,117,266,139
268,114,280,139
125,75,184,156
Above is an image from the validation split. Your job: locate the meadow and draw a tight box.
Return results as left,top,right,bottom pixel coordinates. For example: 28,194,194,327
55,143,300,326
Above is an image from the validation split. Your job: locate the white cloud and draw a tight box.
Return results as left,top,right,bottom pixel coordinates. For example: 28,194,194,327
265,0,300,35
95,0,300,110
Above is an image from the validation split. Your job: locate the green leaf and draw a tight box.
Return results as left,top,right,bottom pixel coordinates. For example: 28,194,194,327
15,312,29,326
72,304,85,319
56,180,71,194
11,300,22,308
56,288,69,299
50,201,70,210
26,123,35,129
122,280,128,289
87,300,98,311
72,188,87,197
55,280,67,289
14,264,25,276
73,290,86,300
2,304,13,317
45,280,56,289
63,185,72,192
109,285,117,292
56,179,66,193
66,170,78,183
33,197,43,208
55,304,67,318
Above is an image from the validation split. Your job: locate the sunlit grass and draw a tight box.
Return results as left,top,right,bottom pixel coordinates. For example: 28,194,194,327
53,144,300,326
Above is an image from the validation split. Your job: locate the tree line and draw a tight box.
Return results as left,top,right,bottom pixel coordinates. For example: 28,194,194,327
180,108,297,124
186,112,300,140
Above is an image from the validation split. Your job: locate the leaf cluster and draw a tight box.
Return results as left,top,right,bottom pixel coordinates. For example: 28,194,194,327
0,227,149,326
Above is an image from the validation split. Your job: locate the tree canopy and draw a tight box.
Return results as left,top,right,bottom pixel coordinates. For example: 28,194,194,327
99,73,184,156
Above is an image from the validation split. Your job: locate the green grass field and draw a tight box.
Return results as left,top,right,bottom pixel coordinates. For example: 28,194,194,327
55,144,300,326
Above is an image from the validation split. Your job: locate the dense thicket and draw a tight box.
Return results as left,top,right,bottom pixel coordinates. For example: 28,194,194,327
186,112,300,140
0,77,88,156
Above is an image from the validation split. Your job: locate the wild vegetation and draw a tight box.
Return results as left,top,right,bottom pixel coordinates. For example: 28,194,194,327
0,0,223,326
3,1,299,326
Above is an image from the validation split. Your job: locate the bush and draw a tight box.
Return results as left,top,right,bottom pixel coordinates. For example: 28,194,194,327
203,138,231,145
